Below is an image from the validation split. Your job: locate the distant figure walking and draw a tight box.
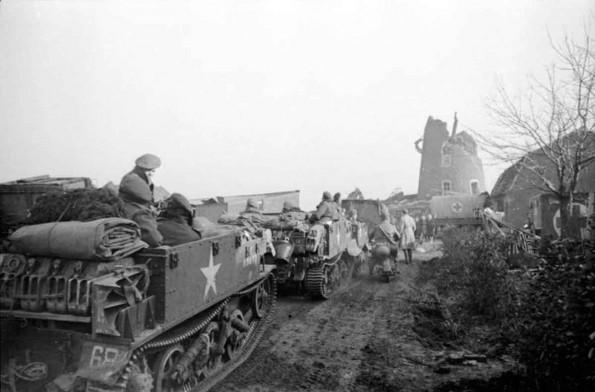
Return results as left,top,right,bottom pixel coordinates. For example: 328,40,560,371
524,212,535,235
426,213,435,243
419,214,427,245
397,208,416,264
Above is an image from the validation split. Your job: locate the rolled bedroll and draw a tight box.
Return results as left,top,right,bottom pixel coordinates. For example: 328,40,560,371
9,218,147,260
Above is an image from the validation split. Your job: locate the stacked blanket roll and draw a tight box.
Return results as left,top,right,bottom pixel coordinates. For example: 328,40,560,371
9,218,148,261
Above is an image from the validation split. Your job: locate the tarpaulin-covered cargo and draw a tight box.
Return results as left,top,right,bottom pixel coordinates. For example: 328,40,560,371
9,218,147,260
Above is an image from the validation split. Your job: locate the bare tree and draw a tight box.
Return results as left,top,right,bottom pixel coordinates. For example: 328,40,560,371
472,22,595,238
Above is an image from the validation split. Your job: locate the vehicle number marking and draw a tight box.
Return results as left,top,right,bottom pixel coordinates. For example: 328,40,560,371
89,345,125,368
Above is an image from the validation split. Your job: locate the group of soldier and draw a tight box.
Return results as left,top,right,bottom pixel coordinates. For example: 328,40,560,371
309,191,346,223
118,153,199,247
119,153,424,268
368,205,417,264
118,153,355,248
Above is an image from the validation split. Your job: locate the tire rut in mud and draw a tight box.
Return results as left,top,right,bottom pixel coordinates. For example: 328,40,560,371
212,250,448,392
211,276,385,392
350,273,420,392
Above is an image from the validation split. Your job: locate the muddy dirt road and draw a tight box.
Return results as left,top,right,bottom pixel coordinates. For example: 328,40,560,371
212,245,510,392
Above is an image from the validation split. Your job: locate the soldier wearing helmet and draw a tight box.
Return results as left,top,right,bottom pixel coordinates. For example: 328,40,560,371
347,208,358,222
280,200,306,222
119,153,163,247
368,206,400,273
333,192,344,218
157,193,201,246
239,198,269,225
368,206,400,249
309,191,338,223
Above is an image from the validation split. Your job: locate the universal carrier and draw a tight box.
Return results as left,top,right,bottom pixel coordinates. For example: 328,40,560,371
266,218,368,299
0,225,276,392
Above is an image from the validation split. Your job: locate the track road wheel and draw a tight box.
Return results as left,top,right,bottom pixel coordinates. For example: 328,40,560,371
204,322,222,377
224,310,246,361
338,260,349,280
251,276,272,319
153,344,184,392
127,357,153,392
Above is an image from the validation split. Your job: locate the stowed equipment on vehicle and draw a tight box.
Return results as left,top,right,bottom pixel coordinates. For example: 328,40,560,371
264,216,369,299
0,219,276,392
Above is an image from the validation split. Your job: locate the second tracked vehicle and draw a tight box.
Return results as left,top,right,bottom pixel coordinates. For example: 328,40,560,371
265,217,368,299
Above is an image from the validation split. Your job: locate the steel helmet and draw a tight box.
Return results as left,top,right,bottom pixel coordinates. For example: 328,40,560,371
246,198,260,210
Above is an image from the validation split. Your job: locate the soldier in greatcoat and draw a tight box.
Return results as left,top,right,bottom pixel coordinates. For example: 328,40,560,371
396,208,416,264
119,153,163,247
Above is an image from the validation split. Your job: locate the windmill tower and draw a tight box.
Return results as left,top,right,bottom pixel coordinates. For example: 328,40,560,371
416,114,486,199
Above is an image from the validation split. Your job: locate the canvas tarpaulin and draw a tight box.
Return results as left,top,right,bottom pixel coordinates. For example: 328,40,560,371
9,218,147,260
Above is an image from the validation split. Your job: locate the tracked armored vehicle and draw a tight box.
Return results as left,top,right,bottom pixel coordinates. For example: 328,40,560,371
265,218,368,299
0,224,275,392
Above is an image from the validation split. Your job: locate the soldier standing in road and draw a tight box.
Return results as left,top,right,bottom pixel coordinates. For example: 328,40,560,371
119,153,163,247
426,212,435,243
419,214,428,245
524,212,536,235
396,208,416,264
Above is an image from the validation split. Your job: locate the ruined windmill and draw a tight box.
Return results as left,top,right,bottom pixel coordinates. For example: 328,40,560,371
415,113,486,199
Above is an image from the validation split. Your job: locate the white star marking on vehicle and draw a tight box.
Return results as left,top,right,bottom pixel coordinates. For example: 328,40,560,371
201,248,221,299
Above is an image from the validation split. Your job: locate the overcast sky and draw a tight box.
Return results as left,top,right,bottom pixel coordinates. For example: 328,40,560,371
0,0,593,210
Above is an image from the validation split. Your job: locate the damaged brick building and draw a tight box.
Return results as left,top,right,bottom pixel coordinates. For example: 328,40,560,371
415,115,486,199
